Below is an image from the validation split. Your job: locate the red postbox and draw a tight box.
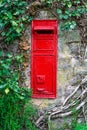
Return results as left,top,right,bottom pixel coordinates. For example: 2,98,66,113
31,20,58,98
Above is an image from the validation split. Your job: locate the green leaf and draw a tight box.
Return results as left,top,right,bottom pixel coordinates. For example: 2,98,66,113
6,12,13,19
0,51,3,56
59,14,63,19
15,55,23,62
2,64,10,69
63,15,69,19
70,21,76,29
22,17,26,21
16,27,22,33
0,84,6,89
67,2,72,8
74,0,81,4
75,124,87,130
18,2,27,6
57,9,62,14
13,11,20,16
11,21,18,26
16,93,25,100
7,0,10,3
7,53,13,58
1,31,6,36
0,22,4,28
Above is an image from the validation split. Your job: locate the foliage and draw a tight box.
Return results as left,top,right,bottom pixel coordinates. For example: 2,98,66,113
58,111,78,130
59,123,87,130
23,102,37,130
0,0,87,130
0,51,22,88
0,0,87,43
75,123,87,130
44,0,87,30
0,1,36,129
0,51,37,130
58,110,87,130
0,0,32,43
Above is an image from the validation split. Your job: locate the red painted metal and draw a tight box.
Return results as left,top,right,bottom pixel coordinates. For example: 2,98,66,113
31,20,58,98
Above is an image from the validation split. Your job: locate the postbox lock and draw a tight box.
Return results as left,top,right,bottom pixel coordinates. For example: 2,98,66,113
36,75,45,84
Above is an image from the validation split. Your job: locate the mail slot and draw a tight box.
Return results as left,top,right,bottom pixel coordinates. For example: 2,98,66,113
31,20,58,98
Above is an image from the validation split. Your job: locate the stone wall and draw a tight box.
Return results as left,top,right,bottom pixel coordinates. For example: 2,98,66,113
21,10,87,109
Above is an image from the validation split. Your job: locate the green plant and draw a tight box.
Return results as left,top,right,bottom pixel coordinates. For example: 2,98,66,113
23,102,37,130
75,123,87,130
48,121,54,130
58,109,78,130
58,110,87,130
0,51,37,130
0,86,31,130
0,0,32,43
44,0,87,30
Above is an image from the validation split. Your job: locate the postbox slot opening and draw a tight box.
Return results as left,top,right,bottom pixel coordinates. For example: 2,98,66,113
36,30,54,34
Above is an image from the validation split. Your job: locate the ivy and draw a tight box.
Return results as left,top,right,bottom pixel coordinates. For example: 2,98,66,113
0,0,32,44
44,0,87,30
56,1,87,30
0,51,37,130
0,0,87,43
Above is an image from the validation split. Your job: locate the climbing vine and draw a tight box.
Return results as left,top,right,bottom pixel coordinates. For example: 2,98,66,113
0,0,32,44
26,0,87,59
0,0,87,43
0,0,87,130
43,0,87,30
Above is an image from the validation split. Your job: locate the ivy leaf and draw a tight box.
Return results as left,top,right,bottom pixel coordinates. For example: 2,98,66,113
13,11,20,16
7,0,10,3
57,9,62,14
7,53,13,58
16,93,25,100
18,2,27,6
16,27,22,33
67,2,72,8
2,63,10,69
6,12,13,19
74,0,81,4
0,84,6,89
5,88,10,94
28,16,33,22
63,15,69,19
1,31,6,36
11,21,18,26
59,14,63,19
15,55,23,62
0,51,3,56
22,17,26,21
70,21,76,29
0,22,4,29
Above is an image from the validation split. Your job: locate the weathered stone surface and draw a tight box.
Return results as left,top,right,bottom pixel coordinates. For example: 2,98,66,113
22,11,86,112
3,9,86,130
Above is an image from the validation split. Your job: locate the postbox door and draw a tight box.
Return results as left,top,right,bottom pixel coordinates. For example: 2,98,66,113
32,55,56,98
31,20,57,98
